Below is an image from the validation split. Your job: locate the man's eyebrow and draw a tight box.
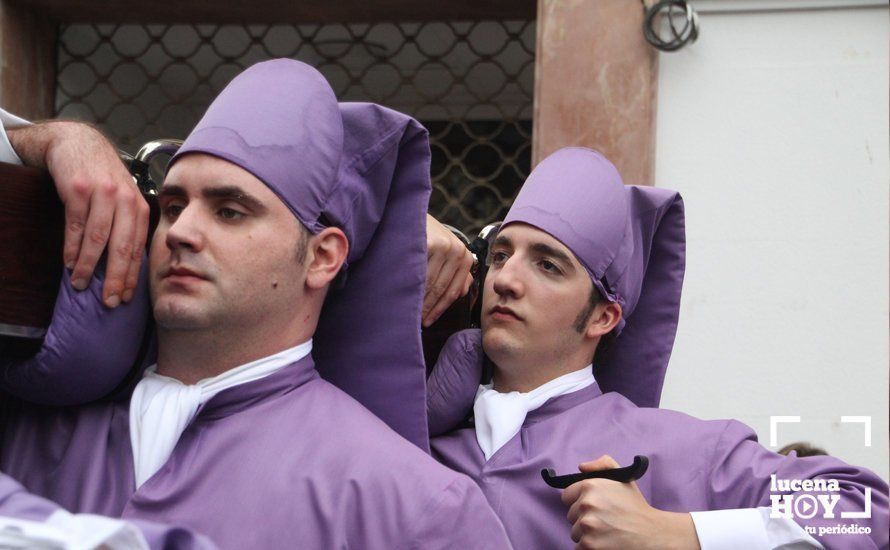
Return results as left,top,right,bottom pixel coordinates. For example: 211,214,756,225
201,186,267,211
492,235,513,248
157,184,186,199
158,184,267,212
530,242,576,271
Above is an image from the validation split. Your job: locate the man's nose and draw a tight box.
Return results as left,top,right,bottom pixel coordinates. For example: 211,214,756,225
164,206,205,253
491,256,525,299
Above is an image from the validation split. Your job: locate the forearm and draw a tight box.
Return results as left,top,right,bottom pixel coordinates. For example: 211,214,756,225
7,120,113,171
5,122,53,168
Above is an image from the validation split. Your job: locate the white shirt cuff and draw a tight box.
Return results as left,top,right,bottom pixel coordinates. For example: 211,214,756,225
0,510,149,550
690,507,822,549
0,107,32,165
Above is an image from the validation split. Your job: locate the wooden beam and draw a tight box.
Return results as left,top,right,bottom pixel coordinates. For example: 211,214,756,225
0,1,56,120
7,0,536,24
533,0,658,185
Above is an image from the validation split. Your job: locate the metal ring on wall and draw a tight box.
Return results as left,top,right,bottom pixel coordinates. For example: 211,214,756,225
643,0,700,52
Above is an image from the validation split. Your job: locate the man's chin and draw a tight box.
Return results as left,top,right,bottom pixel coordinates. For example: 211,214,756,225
481,327,522,362
153,299,212,331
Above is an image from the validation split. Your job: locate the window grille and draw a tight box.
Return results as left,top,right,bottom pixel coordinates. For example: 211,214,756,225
56,21,534,235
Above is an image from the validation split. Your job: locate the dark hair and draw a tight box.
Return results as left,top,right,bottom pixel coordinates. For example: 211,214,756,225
294,220,311,264
572,284,618,350
778,442,828,457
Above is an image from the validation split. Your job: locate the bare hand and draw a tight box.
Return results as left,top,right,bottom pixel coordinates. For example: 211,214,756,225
423,214,474,327
8,121,149,308
562,455,700,550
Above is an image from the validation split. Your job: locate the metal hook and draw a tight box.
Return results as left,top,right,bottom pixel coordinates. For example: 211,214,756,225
643,1,700,52
125,139,183,196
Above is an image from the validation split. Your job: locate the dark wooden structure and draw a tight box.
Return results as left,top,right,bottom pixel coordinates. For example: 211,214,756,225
0,162,63,336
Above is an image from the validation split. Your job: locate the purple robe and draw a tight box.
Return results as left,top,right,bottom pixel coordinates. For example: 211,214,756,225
2,353,511,548
429,330,889,550
0,471,217,549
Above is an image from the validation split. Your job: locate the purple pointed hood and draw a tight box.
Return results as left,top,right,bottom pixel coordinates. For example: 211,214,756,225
501,147,685,407
169,59,431,450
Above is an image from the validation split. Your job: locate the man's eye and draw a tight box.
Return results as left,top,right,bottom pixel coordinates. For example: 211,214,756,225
539,259,562,274
218,207,245,220
488,251,508,266
163,204,184,218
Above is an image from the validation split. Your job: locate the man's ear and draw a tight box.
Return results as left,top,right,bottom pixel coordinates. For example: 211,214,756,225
585,301,623,340
305,227,349,290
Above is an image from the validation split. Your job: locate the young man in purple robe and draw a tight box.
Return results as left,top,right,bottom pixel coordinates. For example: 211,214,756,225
427,147,889,549
0,59,511,548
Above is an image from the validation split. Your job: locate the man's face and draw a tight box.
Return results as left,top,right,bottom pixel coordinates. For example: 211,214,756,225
149,154,306,332
481,223,596,372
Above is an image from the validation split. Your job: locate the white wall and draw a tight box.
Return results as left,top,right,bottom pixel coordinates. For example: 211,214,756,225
655,3,889,478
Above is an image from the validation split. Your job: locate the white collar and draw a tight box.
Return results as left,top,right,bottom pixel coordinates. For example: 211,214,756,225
129,340,312,488
473,365,595,460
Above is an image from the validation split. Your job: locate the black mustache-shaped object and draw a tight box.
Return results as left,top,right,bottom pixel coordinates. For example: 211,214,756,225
541,455,649,489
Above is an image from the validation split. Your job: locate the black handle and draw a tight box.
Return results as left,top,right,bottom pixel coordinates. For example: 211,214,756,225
541,455,649,489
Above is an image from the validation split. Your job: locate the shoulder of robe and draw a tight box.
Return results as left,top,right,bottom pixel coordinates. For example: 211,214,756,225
593,391,744,445
280,376,467,483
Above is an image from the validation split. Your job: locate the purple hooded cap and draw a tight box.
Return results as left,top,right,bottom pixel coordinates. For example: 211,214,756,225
169,59,431,450
502,147,685,407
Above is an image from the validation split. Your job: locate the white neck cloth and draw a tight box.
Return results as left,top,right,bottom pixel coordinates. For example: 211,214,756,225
129,340,312,488
473,366,594,461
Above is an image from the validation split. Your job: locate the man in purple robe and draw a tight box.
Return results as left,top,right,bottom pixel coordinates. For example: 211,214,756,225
0,59,511,548
427,147,889,549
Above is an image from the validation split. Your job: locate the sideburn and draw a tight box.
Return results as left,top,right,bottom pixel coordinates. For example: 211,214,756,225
294,223,310,264
572,285,601,334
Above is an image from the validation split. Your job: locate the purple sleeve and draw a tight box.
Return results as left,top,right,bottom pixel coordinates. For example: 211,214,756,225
1,258,150,405
0,472,217,550
708,420,888,549
407,475,513,549
427,329,484,437
0,472,58,522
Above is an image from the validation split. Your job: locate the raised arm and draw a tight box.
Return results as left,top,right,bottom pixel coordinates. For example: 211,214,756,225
1,111,148,308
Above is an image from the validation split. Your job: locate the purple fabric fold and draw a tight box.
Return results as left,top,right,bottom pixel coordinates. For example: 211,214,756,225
1,258,149,405
593,186,685,408
313,102,431,450
427,329,483,437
